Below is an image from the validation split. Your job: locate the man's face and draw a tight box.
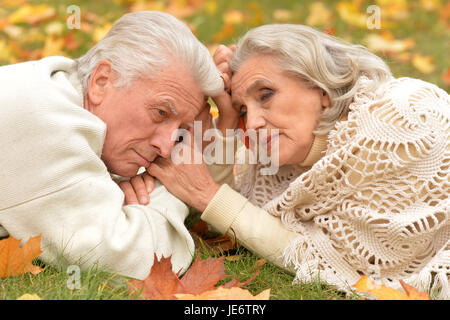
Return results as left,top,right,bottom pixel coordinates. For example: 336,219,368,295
90,62,205,177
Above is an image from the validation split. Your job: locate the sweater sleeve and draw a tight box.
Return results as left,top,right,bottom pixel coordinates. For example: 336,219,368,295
0,178,195,280
201,184,298,271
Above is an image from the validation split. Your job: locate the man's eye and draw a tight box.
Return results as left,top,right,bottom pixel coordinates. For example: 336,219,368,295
158,109,167,116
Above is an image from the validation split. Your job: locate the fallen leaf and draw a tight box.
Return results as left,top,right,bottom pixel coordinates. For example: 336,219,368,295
336,1,367,28
93,23,113,43
7,4,55,25
412,53,436,74
441,68,450,85
212,23,235,43
17,293,41,300
175,286,270,300
364,33,415,53
353,275,430,300
272,9,292,22
0,235,43,279
223,10,244,25
399,280,430,300
127,254,182,300
306,2,333,27
42,35,66,57
128,253,265,300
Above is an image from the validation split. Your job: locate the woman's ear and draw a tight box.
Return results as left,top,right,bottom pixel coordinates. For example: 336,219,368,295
321,89,331,109
87,60,114,107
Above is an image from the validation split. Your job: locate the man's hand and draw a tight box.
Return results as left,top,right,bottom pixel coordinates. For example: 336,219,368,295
119,171,155,205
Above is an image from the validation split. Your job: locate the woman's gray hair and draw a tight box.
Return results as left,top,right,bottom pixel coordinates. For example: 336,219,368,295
75,11,223,96
230,24,393,135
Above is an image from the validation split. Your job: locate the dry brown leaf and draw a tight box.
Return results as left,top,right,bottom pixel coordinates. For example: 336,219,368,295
180,256,229,294
353,275,430,300
0,235,43,279
175,286,270,300
127,254,182,300
127,253,266,300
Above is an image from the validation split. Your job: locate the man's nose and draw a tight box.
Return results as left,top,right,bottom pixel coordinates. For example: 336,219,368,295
150,125,179,159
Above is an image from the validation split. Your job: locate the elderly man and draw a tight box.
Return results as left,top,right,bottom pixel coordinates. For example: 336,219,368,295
0,11,223,279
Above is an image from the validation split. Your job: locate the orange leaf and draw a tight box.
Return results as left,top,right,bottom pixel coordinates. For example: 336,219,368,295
400,280,430,300
127,254,182,300
442,68,450,85
353,276,430,300
128,253,265,300
0,235,43,279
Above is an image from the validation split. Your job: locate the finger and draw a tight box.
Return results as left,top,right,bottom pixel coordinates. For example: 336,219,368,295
229,44,237,52
213,45,234,65
220,71,231,92
119,181,139,205
130,175,149,205
142,172,155,193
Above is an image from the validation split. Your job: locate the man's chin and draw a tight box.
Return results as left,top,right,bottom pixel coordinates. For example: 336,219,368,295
110,164,141,178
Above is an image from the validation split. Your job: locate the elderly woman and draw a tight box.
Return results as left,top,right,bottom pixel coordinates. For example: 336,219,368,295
129,24,449,298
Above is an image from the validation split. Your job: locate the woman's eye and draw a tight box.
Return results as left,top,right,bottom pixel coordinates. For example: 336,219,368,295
260,89,274,101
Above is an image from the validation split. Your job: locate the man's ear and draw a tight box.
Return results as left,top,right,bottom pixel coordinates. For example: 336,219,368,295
87,60,114,106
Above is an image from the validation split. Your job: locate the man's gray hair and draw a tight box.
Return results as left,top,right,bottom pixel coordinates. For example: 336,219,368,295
230,24,393,135
75,11,223,96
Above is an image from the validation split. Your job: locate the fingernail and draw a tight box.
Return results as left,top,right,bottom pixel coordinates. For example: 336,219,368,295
140,196,148,204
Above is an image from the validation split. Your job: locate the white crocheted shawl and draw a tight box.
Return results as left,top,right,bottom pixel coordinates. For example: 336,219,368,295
234,76,450,299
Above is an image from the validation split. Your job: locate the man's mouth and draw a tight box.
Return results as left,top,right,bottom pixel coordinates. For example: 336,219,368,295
134,150,152,167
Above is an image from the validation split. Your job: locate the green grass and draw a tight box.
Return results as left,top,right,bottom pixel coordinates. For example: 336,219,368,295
0,245,354,300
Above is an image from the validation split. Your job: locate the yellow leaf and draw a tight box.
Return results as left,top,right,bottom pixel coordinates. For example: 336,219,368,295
17,293,41,300
223,10,244,25
273,9,292,22
375,0,409,20
0,39,16,63
353,276,430,300
306,2,332,26
420,0,442,11
412,54,436,74
204,0,218,15
42,36,65,57
336,1,367,28
93,23,113,43
364,34,415,53
175,287,271,300
7,4,55,25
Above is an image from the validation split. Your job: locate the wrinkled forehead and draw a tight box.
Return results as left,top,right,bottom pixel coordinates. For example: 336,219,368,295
231,55,280,97
147,65,206,112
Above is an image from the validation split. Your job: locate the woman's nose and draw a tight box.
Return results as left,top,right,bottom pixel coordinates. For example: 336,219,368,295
245,107,266,130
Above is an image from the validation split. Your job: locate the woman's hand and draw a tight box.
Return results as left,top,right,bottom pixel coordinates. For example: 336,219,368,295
118,172,155,205
212,44,240,136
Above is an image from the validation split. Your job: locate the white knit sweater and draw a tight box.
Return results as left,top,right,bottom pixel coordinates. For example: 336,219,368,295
0,56,195,279
204,76,450,299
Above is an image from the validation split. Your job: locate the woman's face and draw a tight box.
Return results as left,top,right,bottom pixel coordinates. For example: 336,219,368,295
231,53,330,166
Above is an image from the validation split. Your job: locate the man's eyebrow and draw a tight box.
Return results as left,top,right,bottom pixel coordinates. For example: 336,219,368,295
159,100,178,116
